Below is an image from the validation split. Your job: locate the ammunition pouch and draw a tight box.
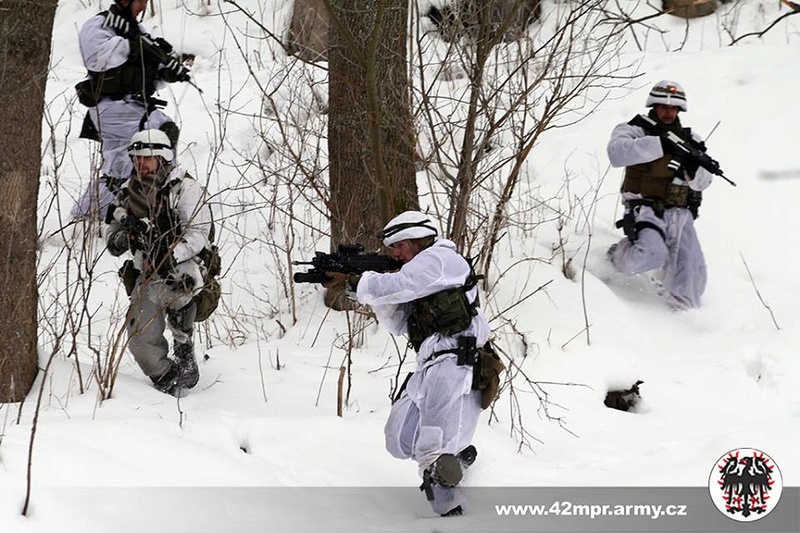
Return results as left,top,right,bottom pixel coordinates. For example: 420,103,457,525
192,277,221,322
658,183,702,219
191,245,223,322
475,341,506,409
429,337,506,410
407,287,476,352
119,259,139,296
665,183,689,207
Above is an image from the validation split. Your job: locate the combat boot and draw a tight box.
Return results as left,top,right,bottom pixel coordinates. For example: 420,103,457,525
174,339,199,389
457,445,477,470
151,362,181,396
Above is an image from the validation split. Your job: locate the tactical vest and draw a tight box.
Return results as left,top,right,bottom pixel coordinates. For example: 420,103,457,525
81,10,159,102
117,171,221,320
406,269,480,352
120,172,185,265
622,125,702,213
622,153,676,200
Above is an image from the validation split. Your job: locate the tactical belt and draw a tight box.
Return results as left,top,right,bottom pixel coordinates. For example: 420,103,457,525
131,93,168,109
627,191,686,213
426,335,481,391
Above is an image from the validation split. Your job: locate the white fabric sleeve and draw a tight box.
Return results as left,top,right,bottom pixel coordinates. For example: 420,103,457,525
607,123,665,168
687,166,713,191
79,15,134,72
686,132,714,191
169,170,211,263
355,241,472,335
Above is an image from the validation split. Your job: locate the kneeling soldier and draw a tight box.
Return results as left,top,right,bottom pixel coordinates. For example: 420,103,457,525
106,129,211,395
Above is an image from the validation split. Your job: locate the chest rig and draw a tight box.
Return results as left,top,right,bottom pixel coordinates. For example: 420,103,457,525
406,263,480,352
76,8,160,107
622,115,702,218
122,174,183,265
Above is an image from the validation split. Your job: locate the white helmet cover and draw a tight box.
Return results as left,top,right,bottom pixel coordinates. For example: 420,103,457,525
128,129,174,162
645,80,687,112
380,211,438,247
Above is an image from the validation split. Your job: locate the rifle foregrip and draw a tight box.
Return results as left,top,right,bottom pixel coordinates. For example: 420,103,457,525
293,270,331,284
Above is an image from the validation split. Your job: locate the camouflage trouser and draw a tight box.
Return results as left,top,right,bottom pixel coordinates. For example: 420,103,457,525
125,261,202,380
610,201,707,309
384,355,481,515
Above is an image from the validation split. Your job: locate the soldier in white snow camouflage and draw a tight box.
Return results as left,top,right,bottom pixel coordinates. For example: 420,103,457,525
106,129,211,395
72,0,190,219
607,80,716,309
323,211,489,517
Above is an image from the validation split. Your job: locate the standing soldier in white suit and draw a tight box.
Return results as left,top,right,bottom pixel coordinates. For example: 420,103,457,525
73,0,191,219
607,80,716,309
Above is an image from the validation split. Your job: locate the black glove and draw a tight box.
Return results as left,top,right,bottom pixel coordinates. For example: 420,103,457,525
163,271,196,293
683,156,700,177
103,10,130,35
161,56,191,83
108,229,132,256
153,37,173,54
124,216,153,246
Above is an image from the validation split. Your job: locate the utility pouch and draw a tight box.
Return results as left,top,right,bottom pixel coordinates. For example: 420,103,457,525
615,210,637,242
408,287,475,351
118,259,139,296
456,335,477,367
665,183,690,207
475,341,506,409
198,245,222,277
192,277,221,322
75,78,100,108
688,190,702,219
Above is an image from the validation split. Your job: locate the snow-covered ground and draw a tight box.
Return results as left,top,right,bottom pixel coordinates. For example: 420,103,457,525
1,0,799,531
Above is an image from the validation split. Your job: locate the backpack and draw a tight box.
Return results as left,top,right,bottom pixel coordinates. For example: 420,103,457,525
192,243,221,322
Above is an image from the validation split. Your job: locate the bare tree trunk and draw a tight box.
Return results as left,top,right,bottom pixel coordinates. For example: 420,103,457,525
288,0,330,63
327,0,418,254
0,0,58,402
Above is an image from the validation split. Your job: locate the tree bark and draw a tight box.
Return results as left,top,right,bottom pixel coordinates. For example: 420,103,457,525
0,0,58,402
288,0,330,63
327,0,418,254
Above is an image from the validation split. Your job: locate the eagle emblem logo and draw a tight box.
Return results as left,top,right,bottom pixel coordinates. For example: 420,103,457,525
708,448,782,522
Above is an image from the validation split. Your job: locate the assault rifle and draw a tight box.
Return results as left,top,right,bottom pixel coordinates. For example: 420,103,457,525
293,244,402,284
630,114,736,187
108,207,172,266
135,34,203,94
